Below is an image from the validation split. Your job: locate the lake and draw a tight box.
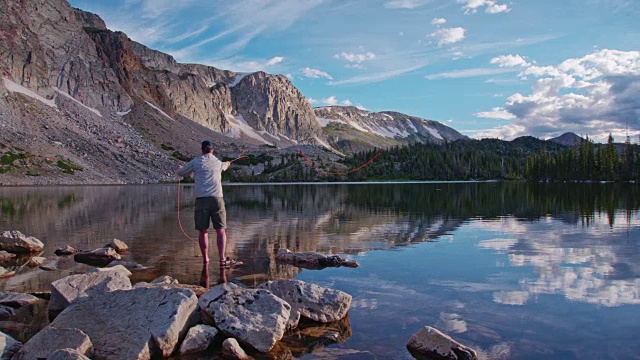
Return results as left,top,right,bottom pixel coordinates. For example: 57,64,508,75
1,182,639,359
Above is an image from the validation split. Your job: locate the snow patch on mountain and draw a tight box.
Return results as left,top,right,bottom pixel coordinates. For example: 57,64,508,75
3,78,57,108
225,114,272,144
53,87,102,117
145,101,174,121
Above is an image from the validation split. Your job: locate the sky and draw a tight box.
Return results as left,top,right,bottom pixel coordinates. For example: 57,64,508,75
68,0,640,143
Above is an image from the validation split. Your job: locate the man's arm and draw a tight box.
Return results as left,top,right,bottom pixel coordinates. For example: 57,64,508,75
176,161,194,177
222,161,231,172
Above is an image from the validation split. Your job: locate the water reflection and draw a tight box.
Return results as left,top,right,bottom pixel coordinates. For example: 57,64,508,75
0,183,638,359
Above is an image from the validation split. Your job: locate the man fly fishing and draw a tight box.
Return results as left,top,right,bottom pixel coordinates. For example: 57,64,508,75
177,140,238,267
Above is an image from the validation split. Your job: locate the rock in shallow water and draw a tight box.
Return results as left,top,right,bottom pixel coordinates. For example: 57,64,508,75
49,271,132,315
198,283,291,353
0,251,16,260
88,264,132,277
222,338,253,360
74,248,121,266
276,248,359,269
0,231,44,253
27,256,47,267
406,326,478,360
105,238,128,253
179,324,218,355
12,326,93,360
54,245,77,256
51,287,198,360
258,280,351,323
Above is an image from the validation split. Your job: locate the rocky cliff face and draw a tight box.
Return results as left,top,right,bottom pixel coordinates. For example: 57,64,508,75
314,106,466,152
232,72,320,143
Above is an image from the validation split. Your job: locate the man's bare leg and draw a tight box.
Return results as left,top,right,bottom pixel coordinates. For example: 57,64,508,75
198,230,209,264
215,229,227,263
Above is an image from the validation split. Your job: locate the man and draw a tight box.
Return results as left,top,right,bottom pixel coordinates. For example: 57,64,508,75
177,140,236,267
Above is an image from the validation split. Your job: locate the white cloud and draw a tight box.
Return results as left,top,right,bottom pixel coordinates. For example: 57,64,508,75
475,107,517,120
384,0,431,9
491,54,530,68
342,99,353,106
329,64,425,85
334,52,377,64
324,96,339,105
302,67,333,80
425,67,517,80
430,27,466,46
431,17,447,25
476,49,640,141
458,0,511,14
203,56,285,73
309,96,357,107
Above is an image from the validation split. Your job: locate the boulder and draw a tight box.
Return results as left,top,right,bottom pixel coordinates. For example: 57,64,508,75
12,326,93,360
406,326,478,360
27,256,47,267
47,348,91,360
276,249,359,269
0,292,40,308
74,248,121,266
134,281,207,297
0,251,16,260
0,331,22,359
0,231,44,253
179,324,218,355
258,280,351,323
105,239,128,253
0,267,14,278
222,338,253,360
287,310,301,330
88,264,132,277
51,288,198,359
49,271,132,315
151,275,179,285
54,246,77,256
199,283,291,352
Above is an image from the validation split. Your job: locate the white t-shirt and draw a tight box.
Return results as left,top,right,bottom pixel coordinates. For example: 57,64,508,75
177,153,230,198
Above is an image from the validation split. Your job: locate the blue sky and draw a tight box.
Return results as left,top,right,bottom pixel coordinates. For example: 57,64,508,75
69,0,640,142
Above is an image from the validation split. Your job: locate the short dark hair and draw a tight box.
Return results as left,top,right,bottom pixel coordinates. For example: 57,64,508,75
201,140,213,152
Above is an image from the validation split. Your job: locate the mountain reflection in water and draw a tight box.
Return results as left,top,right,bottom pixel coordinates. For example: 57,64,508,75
0,182,638,359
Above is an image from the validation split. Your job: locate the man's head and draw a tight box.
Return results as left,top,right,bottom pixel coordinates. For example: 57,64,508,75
201,140,214,154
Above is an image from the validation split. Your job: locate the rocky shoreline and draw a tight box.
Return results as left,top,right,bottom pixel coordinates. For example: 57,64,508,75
0,230,478,359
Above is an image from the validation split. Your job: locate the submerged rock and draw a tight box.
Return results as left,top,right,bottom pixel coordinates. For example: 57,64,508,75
106,260,147,270
54,245,77,256
276,249,359,269
74,248,121,266
179,324,218,355
105,238,128,253
258,280,351,323
49,271,132,315
151,275,179,285
47,348,91,360
12,326,93,360
199,283,291,352
406,326,478,360
0,231,44,253
0,331,22,359
280,314,353,357
222,338,253,360
51,288,198,360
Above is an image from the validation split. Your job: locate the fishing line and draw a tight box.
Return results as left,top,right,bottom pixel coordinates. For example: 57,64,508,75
298,148,384,176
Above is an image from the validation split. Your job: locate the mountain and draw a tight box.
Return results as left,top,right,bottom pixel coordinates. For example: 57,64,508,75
314,106,467,153
0,0,466,185
549,132,583,146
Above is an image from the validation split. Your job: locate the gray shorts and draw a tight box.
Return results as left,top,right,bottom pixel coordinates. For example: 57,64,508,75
195,197,226,230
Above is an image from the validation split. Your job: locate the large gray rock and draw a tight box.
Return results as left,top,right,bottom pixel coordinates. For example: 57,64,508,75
12,326,93,360
0,292,40,308
198,283,291,352
49,271,132,314
51,288,198,359
47,348,91,360
221,338,253,360
179,324,218,355
276,249,359,269
0,330,21,359
0,231,44,253
74,248,121,266
258,280,351,323
88,264,132,277
406,326,478,360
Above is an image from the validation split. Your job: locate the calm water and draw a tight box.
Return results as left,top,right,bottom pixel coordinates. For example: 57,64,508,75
1,183,639,359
